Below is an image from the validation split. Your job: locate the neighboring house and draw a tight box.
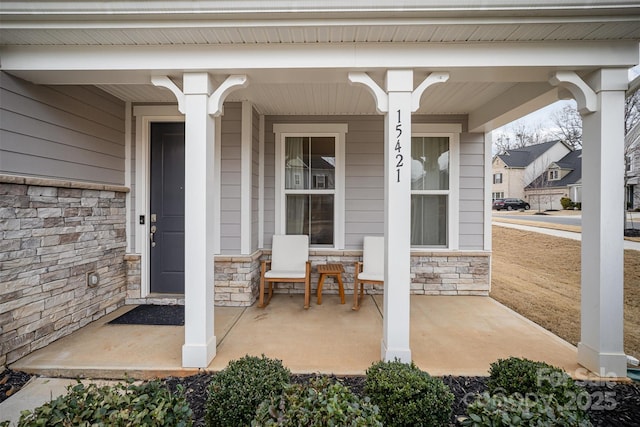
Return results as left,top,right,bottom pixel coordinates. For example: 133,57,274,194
0,1,637,378
627,122,640,210
525,150,583,211
491,140,571,201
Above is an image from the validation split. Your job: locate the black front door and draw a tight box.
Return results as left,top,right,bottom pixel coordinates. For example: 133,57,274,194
150,122,185,293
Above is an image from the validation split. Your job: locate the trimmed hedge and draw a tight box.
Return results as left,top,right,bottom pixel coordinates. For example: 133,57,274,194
205,355,291,427
365,360,454,427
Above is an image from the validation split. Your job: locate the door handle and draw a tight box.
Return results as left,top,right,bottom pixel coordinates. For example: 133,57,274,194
150,225,157,247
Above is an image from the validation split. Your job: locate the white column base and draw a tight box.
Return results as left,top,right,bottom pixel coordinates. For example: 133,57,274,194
577,342,627,379
182,336,217,368
381,339,412,363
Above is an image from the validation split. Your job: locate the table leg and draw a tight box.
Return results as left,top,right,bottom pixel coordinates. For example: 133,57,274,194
336,273,345,304
317,273,326,305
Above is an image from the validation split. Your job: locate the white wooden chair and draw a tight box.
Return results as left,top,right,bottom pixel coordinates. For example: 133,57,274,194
259,235,311,309
353,236,384,311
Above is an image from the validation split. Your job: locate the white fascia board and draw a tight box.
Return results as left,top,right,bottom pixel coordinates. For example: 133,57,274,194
2,1,639,20
1,40,638,78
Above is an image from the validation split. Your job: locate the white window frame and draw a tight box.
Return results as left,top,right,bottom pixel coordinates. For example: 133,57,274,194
273,123,347,249
493,173,503,184
411,124,461,250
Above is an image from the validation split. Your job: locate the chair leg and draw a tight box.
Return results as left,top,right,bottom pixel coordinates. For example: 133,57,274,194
304,276,310,309
258,273,266,308
266,282,273,306
352,280,361,311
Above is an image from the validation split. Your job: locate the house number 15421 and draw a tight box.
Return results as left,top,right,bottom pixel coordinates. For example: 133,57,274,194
395,109,403,183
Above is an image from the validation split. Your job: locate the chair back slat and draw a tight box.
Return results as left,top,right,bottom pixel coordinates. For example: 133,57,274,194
362,236,384,277
271,234,309,272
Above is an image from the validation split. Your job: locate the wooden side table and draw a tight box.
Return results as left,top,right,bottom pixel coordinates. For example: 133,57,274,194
316,264,345,305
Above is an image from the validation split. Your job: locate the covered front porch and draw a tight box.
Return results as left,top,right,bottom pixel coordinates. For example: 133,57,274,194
11,295,583,380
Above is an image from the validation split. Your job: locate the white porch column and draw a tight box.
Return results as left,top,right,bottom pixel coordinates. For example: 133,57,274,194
578,68,628,377
152,73,248,368
182,73,217,367
382,70,413,362
349,70,448,363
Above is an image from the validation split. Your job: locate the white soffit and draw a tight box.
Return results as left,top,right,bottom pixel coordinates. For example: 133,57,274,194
2,21,640,46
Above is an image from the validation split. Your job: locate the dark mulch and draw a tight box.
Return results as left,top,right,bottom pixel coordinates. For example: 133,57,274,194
164,372,640,426
108,304,184,326
0,369,33,404
4,368,639,426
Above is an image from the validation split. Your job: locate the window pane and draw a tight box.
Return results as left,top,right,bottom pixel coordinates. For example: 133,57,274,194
286,194,334,245
310,194,333,245
311,137,335,189
411,137,449,191
285,137,309,189
286,194,308,235
411,195,447,246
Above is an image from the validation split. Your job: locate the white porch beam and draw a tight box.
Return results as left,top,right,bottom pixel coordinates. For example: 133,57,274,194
468,83,560,133
2,40,638,83
578,68,628,378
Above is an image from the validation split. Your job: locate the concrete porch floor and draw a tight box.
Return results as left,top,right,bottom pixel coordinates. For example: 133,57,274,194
11,295,582,380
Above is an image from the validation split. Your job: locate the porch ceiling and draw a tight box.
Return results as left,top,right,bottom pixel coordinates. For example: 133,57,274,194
96,77,516,117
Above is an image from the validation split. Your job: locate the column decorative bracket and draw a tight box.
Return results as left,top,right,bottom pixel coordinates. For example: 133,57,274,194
151,76,186,113
208,75,249,117
349,71,450,113
411,72,449,112
348,72,389,113
549,71,597,115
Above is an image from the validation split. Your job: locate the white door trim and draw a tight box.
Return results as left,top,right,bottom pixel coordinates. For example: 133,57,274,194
133,105,184,297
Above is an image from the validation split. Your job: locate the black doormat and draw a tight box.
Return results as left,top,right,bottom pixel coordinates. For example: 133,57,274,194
108,305,184,326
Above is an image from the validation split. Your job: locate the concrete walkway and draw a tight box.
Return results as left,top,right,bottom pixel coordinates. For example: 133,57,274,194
4,296,586,424
493,219,640,251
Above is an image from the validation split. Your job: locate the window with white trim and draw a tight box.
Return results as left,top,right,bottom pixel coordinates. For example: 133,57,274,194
548,169,559,181
274,124,346,248
493,173,503,184
410,126,460,248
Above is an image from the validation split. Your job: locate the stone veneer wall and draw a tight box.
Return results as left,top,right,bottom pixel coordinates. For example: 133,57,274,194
123,250,490,308
0,175,128,367
256,250,491,298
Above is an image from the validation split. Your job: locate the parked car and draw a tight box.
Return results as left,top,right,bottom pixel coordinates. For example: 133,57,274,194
492,198,530,211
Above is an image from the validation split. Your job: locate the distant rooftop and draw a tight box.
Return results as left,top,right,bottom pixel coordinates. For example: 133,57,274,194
526,149,582,189
496,140,565,168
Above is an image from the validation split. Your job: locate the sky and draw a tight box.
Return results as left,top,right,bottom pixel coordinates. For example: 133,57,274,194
492,65,640,145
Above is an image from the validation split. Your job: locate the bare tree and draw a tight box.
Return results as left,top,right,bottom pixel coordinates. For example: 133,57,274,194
550,105,582,149
626,89,640,134
625,90,640,218
492,121,545,155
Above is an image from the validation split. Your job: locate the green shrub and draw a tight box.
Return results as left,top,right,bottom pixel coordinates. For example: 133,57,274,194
462,392,592,427
252,376,382,426
365,360,454,427
560,197,573,210
205,355,291,427
17,379,192,427
488,357,589,421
